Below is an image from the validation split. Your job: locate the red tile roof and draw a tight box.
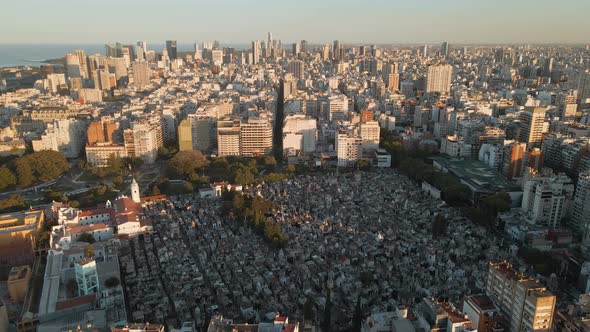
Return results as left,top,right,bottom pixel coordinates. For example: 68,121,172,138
55,294,96,310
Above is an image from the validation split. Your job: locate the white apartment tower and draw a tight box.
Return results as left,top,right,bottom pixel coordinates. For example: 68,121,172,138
32,119,86,158
336,130,362,167
240,117,272,156
359,121,380,154
521,172,574,228
518,107,546,147
486,262,556,332
426,64,452,94
283,115,317,156
217,118,241,156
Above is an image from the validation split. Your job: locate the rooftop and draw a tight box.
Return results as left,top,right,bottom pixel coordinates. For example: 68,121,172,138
430,155,522,194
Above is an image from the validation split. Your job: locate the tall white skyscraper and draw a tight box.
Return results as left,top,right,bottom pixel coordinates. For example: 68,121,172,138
32,119,86,158
426,64,452,93
136,41,147,61
65,54,82,79
252,40,261,65
194,41,201,59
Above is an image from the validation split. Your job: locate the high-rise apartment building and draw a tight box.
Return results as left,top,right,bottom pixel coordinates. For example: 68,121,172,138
328,94,349,121
65,54,82,79
333,40,341,61
502,141,527,179
336,129,362,167
575,172,590,237
178,116,212,152
486,262,556,332
240,117,273,156
131,61,150,85
32,119,86,158
292,42,300,57
87,119,117,145
518,107,546,147
252,40,261,65
165,40,177,60
136,41,147,61
359,121,380,154
282,115,317,156
521,172,574,228
74,50,88,79
440,42,449,57
560,90,578,119
426,64,452,94
124,122,162,164
288,60,304,80
217,118,241,157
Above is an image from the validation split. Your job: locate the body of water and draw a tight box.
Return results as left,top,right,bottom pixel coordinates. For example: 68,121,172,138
0,43,251,67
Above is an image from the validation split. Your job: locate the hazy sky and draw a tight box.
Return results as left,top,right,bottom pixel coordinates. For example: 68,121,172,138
1,0,589,44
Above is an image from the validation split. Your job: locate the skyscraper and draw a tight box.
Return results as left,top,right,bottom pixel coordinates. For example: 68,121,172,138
273,80,285,162
300,40,307,53
241,117,273,156
383,63,399,91
252,40,261,65
292,42,300,57
217,118,241,156
74,50,88,79
440,42,449,57
166,40,177,60
65,54,82,79
288,60,304,80
518,107,545,147
485,262,556,331
333,40,341,61
136,41,147,61
131,61,150,85
194,41,201,59
426,64,452,93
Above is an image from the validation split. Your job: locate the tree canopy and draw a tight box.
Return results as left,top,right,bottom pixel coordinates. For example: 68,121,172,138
167,150,209,179
0,150,69,189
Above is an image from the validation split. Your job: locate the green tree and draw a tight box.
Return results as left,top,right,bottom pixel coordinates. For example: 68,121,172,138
0,195,26,213
285,164,296,173
107,155,123,174
69,200,80,208
151,185,161,195
357,160,372,171
261,156,277,169
105,276,120,288
14,158,34,187
167,150,209,178
0,166,17,191
26,150,69,181
207,157,230,181
78,233,96,244
84,244,94,258
234,167,255,185
113,175,124,189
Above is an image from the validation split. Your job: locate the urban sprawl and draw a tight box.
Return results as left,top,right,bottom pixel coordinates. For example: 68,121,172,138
1,35,590,332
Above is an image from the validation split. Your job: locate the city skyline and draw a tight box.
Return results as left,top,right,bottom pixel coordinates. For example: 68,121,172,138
1,0,589,44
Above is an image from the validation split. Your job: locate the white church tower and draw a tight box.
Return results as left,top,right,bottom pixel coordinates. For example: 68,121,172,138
131,177,140,203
